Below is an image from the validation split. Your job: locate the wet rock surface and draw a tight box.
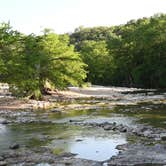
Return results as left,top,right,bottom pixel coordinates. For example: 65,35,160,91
68,121,166,142
0,147,102,166
0,161,7,166
1,111,166,165
0,119,9,125
9,143,20,150
0,110,166,165
108,143,166,166
0,87,166,165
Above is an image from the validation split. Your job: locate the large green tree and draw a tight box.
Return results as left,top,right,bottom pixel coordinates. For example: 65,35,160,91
14,32,86,99
0,24,87,99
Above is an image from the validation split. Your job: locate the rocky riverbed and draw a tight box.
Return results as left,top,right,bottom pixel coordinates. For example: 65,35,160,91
0,86,166,165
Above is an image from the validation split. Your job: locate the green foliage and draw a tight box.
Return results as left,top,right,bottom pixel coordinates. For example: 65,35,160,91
0,24,87,99
70,26,113,51
0,13,166,100
79,40,111,84
70,14,166,88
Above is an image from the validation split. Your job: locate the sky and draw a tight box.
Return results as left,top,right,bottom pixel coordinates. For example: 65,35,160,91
0,0,166,34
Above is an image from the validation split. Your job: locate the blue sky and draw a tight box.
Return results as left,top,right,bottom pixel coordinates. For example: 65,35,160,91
0,0,166,34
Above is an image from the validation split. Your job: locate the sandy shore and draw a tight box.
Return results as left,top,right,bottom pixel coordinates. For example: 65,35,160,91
0,86,133,110
0,86,165,110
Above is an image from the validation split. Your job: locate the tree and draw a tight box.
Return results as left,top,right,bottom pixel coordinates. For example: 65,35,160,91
0,24,87,99
0,22,23,83
14,32,87,99
70,13,166,88
80,40,110,84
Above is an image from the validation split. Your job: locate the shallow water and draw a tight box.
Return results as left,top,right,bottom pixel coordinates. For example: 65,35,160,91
0,88,165,162
50,126,127,161
0,122,127,160
70,136,125,161
115,104,166,129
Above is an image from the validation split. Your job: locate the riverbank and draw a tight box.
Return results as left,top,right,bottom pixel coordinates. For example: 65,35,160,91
0,86,165,111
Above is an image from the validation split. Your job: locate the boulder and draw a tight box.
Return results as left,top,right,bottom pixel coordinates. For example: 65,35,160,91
0,119,9,125
0,161,7,166
103,125,113,130
161,136,166,141
9,144,20,150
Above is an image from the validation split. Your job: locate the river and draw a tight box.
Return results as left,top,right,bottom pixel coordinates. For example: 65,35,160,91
0,86,166,165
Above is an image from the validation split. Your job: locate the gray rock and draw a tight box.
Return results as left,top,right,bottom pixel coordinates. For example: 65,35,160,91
0,161,7,166
161,136,166,141
116,144,128,151
108,143,166,166
0,157,4,161
0,119,8,124
58,152,77,158
103,125,113,130
154,137,161,141
119,126,127,132
50,109,61,113
142,130,152,137
76,139,83,142
9,143,20,150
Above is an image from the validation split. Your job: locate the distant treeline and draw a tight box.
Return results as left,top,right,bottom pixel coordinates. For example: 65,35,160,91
0,14,165,99
70,13,166,88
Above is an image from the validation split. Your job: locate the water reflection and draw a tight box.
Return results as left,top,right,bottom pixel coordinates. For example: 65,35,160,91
70,136,126,161
115,104,166,128
0,124,7,134
0,122,127,161
50,127,126,161
0,124,13,152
